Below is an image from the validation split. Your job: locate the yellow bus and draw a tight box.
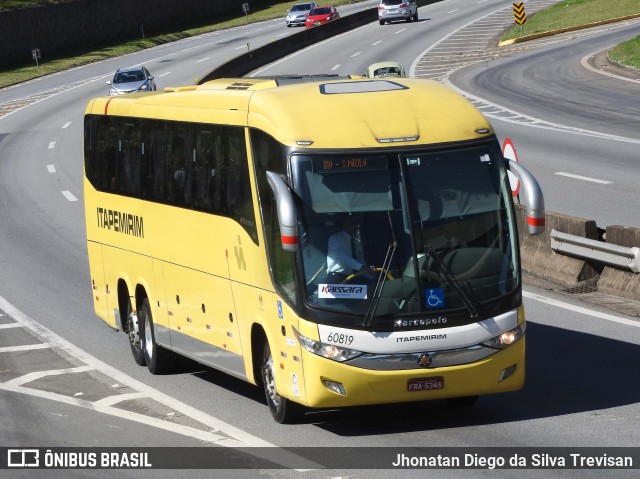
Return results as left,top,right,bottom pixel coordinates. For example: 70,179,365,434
83,75,545,423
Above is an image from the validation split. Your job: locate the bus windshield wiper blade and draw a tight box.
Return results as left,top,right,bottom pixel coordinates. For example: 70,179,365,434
361,241,396,329
424,246,478,319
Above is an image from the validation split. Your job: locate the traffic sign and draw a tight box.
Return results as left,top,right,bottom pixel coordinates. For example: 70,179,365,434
513,2,526,25
502,138,520,197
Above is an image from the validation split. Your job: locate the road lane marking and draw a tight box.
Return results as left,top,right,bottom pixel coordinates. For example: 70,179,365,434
0,293,275,447
93,392,148,407
62,122,71,129
47,165,56,173
0,344,52,353
555,172,613,184
6,365,95,386
523,290,640,328
0,323,22,329
48,142,55,149
61,191,78,201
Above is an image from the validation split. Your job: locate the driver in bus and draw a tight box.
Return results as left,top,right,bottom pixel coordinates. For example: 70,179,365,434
326,214,376,284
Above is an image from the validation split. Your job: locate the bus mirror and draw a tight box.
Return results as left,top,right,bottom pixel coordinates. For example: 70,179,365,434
266,171,299,252
506,159,545,235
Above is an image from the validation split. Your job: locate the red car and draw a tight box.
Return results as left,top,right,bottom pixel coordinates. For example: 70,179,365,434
304,5,340,29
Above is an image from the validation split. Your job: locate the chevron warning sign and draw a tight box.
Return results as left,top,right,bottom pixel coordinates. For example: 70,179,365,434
513,2,526,25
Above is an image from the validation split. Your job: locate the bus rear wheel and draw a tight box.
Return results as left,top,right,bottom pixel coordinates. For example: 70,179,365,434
126,300,146,366
261,343,304,424
140,298,174,374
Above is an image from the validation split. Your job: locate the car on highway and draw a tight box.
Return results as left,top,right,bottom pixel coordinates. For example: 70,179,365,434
304,5,340,29
366,61,406,78
286,2,318,27
378,0,418,25
107,66,156,95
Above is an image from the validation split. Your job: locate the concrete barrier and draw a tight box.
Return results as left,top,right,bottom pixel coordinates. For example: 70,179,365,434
515,204,600,288
598,226,640,301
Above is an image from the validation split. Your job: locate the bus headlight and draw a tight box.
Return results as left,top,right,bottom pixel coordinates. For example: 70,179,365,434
482,323,526,349
293,327,363,362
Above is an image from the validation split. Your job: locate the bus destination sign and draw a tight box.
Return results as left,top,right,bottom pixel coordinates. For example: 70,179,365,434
313,156,387,173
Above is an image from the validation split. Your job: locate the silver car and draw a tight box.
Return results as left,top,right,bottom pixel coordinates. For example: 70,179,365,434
107,66,156,95
378,0,418,25
286,2,318,27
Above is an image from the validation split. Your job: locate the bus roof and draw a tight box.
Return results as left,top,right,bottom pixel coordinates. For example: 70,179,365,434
86,77,493,148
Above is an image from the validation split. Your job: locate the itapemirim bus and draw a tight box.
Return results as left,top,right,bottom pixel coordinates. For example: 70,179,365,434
84,75,545,423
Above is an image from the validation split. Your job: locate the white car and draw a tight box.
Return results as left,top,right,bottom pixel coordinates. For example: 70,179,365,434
378,0,418,25
286,2,318,27
366,61,406,78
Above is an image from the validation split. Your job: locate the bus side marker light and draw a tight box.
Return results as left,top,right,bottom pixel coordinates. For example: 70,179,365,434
323,380,347,396
498,364,517,383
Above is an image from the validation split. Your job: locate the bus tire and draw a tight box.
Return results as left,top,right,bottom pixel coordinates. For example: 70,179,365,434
140,298,174,374
261,342,304,424
126,300,146,366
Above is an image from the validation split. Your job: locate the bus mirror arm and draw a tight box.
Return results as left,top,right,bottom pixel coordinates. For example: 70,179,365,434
266,171,299,252
505,159,545,235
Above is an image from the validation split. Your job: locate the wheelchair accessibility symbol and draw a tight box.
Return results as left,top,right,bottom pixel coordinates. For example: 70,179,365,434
425,288,444,308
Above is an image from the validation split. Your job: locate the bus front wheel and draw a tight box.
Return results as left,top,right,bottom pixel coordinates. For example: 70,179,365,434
140,298,174,374
261,343,304,424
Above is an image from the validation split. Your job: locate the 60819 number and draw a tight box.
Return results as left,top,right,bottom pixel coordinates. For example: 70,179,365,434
326,332,354,345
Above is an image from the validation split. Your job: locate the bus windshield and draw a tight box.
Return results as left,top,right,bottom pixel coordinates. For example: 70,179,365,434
290,144,518,323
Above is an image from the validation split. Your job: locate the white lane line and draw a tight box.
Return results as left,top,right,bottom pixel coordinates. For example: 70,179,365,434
6,365,95,386
0,382,234,445
0,344,52,353
371,40,382,46
331,64,341,71
93,392,148,407
523,291,640,328
62,122,71,129
448,9,460,14
393,29,406,35
158,72,171,77
47,165,56,173
48,142,55,149
555,172,613,184
61,191,78,202
0,293,275,447
196,57,210,63
0,323,22,329
351,52,361,57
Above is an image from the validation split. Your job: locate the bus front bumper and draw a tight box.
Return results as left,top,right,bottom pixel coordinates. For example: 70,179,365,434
299,339,525,409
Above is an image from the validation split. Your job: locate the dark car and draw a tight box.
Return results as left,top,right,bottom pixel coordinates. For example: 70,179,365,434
305,6,340,29
107,66,156,95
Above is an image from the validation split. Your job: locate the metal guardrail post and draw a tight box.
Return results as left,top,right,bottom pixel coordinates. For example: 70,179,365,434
550,229,640,273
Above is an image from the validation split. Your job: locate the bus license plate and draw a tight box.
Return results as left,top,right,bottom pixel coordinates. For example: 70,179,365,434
408,377,444,392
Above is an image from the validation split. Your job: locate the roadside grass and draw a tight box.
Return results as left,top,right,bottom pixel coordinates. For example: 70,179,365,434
501,0,640,40
0,0,368,88
609,35,640,69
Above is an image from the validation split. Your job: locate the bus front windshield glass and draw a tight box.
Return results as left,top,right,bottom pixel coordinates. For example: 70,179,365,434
290,145,519,323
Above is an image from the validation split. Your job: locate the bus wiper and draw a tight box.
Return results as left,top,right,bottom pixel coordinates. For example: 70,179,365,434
424,246,478,319
362,212,398,329
361,241,396,329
